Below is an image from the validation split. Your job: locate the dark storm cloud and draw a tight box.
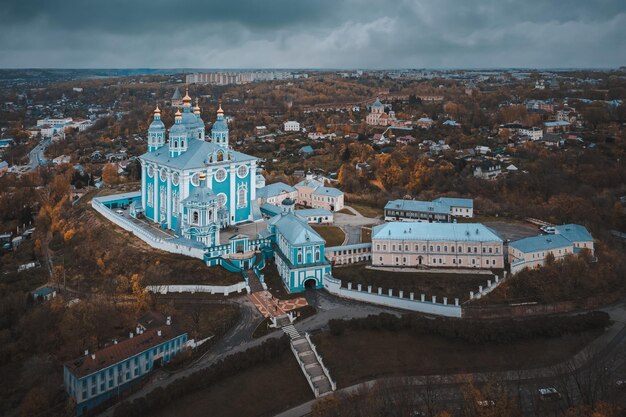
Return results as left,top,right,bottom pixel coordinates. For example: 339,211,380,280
0,0,624,68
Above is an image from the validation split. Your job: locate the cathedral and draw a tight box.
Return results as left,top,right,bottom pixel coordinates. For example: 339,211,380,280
139,89,258,247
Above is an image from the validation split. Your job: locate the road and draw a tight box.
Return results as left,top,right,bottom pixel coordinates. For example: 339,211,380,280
333,206,382,245
27,138,50,171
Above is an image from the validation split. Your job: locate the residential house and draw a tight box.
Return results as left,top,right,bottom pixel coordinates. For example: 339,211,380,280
544,121,571,133
32,287,57,302
518,126,543,141
473,160,502,180
299,145,314,158
416,117,434,129
283,121,300,132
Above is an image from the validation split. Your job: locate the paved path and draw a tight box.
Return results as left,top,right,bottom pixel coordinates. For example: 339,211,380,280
333,207,382,245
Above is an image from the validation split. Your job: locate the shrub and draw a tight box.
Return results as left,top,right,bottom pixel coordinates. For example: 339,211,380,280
328,311,610,345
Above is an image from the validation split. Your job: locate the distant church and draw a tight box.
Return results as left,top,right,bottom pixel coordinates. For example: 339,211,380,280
139,89,258,247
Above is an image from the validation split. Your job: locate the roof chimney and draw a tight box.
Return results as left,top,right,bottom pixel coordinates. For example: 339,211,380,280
129,332,134,338
91,353,96,360
84,350,89,356
113,339,118,344
166,316,171,326
157,330,162,337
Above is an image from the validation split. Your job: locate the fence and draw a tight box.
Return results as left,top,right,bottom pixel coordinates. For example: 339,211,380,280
467,273,506,301
304,333,337,391
92,198,205,260
290,341,320,398
145,282,248,296
323,275,462,318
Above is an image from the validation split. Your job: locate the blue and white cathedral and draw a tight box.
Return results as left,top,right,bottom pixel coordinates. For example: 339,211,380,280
139,90,257,247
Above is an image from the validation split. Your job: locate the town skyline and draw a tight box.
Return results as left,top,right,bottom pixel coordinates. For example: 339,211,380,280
1,0,625,68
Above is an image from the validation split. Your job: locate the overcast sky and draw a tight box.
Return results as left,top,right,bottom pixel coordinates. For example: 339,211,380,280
1,0,625,69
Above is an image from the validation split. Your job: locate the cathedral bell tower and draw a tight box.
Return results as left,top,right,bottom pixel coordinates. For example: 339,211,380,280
211,100,229,148
169,108,188,157
148,105,165,152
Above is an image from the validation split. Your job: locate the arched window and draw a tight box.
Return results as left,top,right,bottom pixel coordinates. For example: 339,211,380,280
193,211,199,224
237,186,247,208
216,151,224,162
181,139,185,148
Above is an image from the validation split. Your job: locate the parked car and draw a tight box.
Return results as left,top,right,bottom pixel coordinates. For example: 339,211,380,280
116,209,124,215
616,380,626,389
540,226,556,234
539,387,561,400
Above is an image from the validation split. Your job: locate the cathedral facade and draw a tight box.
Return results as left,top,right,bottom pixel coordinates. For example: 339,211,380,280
139,90,257,246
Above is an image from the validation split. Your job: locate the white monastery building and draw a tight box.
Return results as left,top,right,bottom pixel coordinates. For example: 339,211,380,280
372,222,504,269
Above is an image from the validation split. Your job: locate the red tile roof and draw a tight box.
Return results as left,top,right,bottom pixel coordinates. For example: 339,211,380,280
64,325,186,378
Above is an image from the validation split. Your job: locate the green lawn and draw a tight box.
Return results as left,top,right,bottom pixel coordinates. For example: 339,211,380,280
311,225,346,247
337,208,356,216
152,350,313,417
331,265,494,302
346,202,384,218
313,328,602,387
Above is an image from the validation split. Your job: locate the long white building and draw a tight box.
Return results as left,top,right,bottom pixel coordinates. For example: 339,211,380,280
372,222,504,269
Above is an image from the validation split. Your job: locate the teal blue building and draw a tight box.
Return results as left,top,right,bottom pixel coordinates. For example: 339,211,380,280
64,324,188,416
261,200,331,292
139,91,258,243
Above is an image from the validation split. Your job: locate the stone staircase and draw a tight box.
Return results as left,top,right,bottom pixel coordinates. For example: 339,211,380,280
285,328,336,398
282,323,300,338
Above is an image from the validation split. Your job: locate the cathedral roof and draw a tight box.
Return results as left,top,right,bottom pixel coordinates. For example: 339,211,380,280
211,117,228,133
169,121,186,136
149,119,165,131
181,107,201,129
140,138,257,170
270,213,325,246
182,187,217,205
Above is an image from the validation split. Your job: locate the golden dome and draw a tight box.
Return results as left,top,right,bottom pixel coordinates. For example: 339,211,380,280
183,86,192,104
217,99,224,116
193,97,201,114
154,104,161,114
198,172,206,181
175,108,182,117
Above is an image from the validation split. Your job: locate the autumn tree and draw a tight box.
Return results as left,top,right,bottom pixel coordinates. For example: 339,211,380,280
102,163,119,185
131,273,150,313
